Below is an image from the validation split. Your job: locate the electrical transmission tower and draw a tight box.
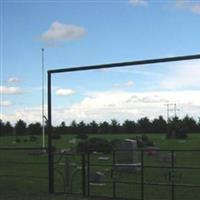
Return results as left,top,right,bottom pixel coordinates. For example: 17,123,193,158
165,103,180,122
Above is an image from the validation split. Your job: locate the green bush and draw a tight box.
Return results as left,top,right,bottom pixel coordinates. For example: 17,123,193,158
52,134,61,140
76,137,112,154
76,133,88,140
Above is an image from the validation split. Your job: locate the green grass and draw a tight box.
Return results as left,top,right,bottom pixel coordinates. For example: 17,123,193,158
0,194,97,200
1,133,200,149
0,133,200,200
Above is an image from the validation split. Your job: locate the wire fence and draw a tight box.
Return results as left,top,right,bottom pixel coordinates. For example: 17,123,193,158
1,147,200,200
0,147,48,198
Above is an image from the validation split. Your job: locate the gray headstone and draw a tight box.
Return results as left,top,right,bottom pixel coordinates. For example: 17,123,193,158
115,139,141,171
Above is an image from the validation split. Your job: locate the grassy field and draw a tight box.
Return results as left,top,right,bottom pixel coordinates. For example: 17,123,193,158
0,133,200,200
1,133,200,149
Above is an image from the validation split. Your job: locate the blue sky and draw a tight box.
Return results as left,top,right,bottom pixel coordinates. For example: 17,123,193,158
1,0,200,125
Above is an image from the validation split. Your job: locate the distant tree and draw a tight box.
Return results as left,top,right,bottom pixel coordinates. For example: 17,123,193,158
167,117,188,139
4,121,13,136
0,120,4,136
74,121,87,135
110,119,120,134
168,116,181,130
59,121,66,134
0,120,13,136
198,118,200,132
28,122,42,135
182,115,198,133
88,120,99,134
122,120,136,133
15,119,27,135
99,121,110,134
70,120,78,134
136,117,152,133
152,116,167,133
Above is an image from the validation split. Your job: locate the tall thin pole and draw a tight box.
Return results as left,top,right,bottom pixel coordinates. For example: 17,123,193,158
48,71,54,193
42,48,45,148
167,104,169,123
174,103,177,117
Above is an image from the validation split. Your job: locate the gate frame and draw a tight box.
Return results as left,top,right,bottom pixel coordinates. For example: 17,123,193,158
47,54,200,193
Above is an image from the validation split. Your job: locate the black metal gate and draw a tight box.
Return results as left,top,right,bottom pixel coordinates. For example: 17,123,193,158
47,54,200,193
53,149,200,200
84,149,200,200
47,53,200,199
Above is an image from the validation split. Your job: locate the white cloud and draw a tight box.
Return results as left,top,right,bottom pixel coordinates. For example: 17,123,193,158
7,77,21,84
113,80,134,88
176,0,200,14
41,21,86,44
0,106,44,124
55,88,75,96
0,100,13,107
124,80,134,87
0,86,22,94
1,90,199,125
160,60,200,90
129,0,148,7
53,90,200,124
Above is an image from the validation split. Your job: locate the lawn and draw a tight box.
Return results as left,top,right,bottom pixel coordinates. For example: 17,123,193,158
0,133,200,200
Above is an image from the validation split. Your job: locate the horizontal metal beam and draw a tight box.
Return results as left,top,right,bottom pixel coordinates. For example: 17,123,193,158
48,54,200,74
0,147,47,150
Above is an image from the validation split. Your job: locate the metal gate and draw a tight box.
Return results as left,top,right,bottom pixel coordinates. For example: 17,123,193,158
53,149,200,200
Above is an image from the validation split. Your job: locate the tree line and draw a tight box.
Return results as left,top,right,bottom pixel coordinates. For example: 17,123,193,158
0,115,200,136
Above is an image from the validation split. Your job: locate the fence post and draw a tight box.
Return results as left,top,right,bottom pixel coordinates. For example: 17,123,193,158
87,153,90,196
171,150,175,200
113,150,116,199
47,71,54,193
141,149,144,200
82,154,86,196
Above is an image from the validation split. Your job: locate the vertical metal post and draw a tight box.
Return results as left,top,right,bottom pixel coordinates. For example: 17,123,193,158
141,149,144,200
87,153,90,196
171,150,175,200
47,71,54,193
65,158,69,192
113,150,116,199
82,154,86,196
42,48,45,148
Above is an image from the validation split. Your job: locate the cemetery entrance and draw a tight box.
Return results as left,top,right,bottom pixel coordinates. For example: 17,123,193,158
47,54,200,199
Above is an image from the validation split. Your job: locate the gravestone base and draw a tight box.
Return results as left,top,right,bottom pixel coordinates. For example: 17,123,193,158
115,163,141,173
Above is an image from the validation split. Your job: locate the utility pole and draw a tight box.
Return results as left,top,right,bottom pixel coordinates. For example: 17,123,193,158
165,103,179,122
174,103,180,117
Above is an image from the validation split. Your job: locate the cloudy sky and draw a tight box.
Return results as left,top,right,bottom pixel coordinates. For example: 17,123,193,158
1,0,200,125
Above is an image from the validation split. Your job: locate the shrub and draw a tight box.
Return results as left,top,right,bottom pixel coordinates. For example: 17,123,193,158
166,127,188,139
30,135,38,142
76,133,88,140
15,138,21,143
52,134,61,140
141,135,149,142
135,135,155,148
76,137,112,154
